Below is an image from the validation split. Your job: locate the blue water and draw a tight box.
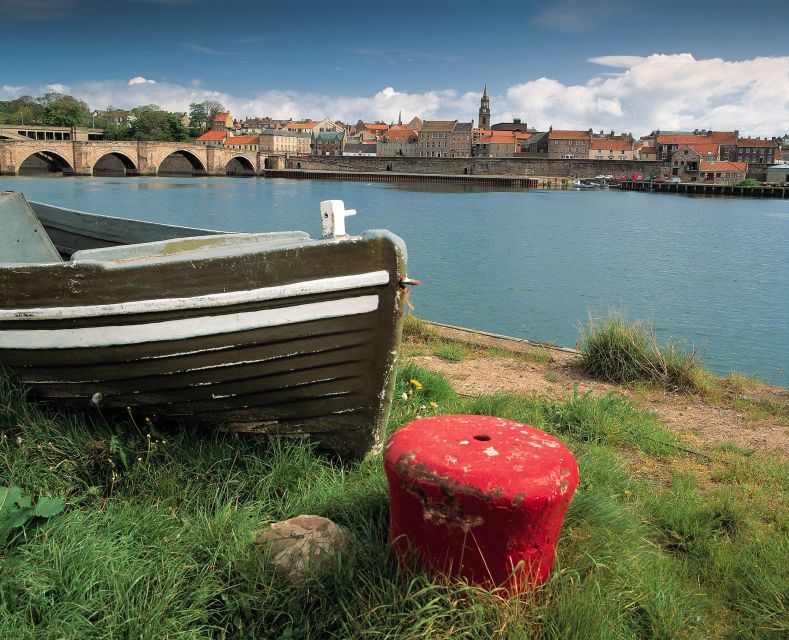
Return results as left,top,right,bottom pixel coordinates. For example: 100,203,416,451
3,176,788,386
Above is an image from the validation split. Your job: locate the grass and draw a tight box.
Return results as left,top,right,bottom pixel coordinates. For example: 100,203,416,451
579,309,705,393
1,366,787,639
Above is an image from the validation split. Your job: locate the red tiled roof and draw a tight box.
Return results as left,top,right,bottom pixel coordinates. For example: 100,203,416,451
700,161,747,172
364,123,389,131
738,138,776,147
213,112,230,120
639,146,656,154
516,132,531,140
590,138,632,151
225,136,259,145
382,129,417,141
688,143,719,156
477,130,517,144
549,130,591,140
196,130,227,141
707,131,737,144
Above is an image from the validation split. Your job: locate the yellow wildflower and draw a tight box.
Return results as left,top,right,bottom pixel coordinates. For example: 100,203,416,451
430,402,438,408
409,379,423,390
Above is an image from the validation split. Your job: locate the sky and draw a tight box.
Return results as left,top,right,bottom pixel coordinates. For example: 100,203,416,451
1,0,788,136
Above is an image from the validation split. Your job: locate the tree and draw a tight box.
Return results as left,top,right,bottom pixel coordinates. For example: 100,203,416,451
41,94,90,127
125,105,190,142
203,100,226,124
188,102,208,132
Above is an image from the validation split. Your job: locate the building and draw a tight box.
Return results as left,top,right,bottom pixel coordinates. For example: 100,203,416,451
355,121,389,138
478,86,490,129
377,129,419,156
765,165,789,184
548,129,592,159
209,112,233,131
238,118,276,134
343,142,377,156
312,131,346,155
473,129,517,158
668,146,701,181
589,136,634,160
699,161,747,185
223,135,259,152
259,129,311,155
418,120,473,158
655,130,738,161
491,118,530,132
195,130,227,147
736,138,779,164
635,140,657,160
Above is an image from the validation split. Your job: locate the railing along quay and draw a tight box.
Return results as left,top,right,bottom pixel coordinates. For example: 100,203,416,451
621,180,788,198
264,169,538,188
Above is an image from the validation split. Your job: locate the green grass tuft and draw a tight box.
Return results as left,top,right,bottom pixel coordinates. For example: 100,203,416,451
579,309,704,393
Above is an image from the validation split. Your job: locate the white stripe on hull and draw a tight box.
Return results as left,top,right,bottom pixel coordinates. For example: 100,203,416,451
0,270,389,321
0,295,379,350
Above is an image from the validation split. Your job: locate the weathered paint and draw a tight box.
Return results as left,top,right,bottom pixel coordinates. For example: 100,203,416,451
384,415,579,593
0,194,408,460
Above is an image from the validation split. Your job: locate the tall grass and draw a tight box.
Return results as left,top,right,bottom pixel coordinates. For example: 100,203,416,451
0,366,786,639
579,309,703,392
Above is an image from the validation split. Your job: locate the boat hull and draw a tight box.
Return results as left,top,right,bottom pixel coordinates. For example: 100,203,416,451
0,219,407,459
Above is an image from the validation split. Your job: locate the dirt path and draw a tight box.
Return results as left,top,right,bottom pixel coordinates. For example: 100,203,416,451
408,324,789,456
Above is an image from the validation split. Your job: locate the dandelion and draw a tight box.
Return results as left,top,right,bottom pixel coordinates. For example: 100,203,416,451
409,379,423,390
624,489,632,495
430,402,438,408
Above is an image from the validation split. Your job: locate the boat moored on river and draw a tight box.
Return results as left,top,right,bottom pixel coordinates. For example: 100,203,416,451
0,191,412,459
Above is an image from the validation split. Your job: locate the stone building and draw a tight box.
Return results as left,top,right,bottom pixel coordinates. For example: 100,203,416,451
668,146,701,180
699,161,747,185
259,129,311,155
548,129,592,159
195,130,228,147
589,136,634,160
418,120,473,158
736,138,779,164
223,135,259,152
312,131,346,155
377,129,419,156
473,129,517,158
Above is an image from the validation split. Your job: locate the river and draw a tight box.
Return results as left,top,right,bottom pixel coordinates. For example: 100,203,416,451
2,175,788,386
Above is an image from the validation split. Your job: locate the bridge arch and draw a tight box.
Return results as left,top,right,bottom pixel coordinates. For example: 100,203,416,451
93,151,138,176
225,155,255,176
18,149,74,175
158,149,207,176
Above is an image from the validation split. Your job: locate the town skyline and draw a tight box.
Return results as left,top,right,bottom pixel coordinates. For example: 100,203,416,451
2,0,788,136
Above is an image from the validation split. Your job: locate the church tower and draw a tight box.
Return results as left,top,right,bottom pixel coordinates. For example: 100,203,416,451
478,85,491,129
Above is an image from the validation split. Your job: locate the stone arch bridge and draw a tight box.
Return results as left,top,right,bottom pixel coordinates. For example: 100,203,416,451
0,139,267,176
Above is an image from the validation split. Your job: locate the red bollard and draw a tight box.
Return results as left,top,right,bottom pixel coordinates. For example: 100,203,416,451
384,415,578,593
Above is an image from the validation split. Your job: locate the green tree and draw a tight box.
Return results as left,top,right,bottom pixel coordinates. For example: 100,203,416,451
41,94,90,127
126,105,190,142
188,102,208,132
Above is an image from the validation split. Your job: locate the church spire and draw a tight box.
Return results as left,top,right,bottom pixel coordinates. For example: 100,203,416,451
398,110,402,125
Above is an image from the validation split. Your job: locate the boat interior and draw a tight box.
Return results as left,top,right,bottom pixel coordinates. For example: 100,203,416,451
1,191,310,265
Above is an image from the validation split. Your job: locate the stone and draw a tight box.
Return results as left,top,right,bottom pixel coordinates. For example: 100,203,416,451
254,515,352,580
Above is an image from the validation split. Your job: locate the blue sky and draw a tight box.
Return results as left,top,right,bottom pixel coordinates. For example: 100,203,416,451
2,0,788,135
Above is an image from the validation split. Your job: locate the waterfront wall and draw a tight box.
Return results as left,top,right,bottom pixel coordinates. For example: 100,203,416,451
285,155,665,179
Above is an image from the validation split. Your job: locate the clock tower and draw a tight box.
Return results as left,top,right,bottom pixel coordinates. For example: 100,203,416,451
478,85,491,129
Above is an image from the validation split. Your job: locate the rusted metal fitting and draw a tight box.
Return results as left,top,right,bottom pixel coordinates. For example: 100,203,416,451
398,276,421,289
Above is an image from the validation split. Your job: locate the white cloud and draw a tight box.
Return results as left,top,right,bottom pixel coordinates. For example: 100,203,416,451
44,83,71,94
1,85,28,97
588,56,647,68
22,54,789,136
128,76,156,86
499,53,789,135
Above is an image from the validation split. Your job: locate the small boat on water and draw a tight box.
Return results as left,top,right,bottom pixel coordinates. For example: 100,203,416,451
572,180,597,190
0,191,413,459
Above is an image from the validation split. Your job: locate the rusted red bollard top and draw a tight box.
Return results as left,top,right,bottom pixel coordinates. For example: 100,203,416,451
384,415,578,593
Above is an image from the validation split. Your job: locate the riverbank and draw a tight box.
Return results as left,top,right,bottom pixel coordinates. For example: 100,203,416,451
407,319,788,455
1,323,786,638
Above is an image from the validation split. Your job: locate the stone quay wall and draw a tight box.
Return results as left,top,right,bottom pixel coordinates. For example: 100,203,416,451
285,155,665,179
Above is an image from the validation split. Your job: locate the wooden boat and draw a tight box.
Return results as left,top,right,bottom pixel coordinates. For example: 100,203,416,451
0,191,413,459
